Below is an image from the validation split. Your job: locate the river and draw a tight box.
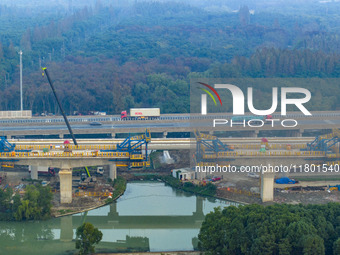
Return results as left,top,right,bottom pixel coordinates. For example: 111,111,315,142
0,181,239,255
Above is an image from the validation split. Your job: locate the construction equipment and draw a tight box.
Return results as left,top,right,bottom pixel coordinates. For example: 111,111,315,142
1,163,14,168
42,68,98,187
302,129,340,168
42,67,77,146
96,167,104,175
42,68,151,170
328,185,340,192
0,136,15,152
77,166,97,190
194,130,233,164
302,129,340,153
101,129,151,168
84,166,91,178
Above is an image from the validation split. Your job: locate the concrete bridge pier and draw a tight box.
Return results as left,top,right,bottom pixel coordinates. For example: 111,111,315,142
109,163,117,180
260,166,275,202
248,130,259,138
30,166,38,180
290,129,303,137
59,168,73,204
163,131,168,138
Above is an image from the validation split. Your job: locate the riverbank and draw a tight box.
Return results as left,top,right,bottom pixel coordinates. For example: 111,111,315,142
0,180,227,254
121,172,247,205
121,171,340,206
96,252,201,255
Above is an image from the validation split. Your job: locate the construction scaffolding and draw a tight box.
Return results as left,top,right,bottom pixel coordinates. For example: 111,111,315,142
194,130,234,164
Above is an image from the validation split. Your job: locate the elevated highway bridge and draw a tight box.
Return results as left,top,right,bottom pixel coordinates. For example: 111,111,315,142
0,111,339,138
1,112,339,204
0,136,331,204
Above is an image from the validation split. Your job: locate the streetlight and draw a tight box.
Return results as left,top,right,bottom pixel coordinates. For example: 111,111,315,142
19,50,23,111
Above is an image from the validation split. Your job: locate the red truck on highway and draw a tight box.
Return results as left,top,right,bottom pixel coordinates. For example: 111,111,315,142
121,108,160,120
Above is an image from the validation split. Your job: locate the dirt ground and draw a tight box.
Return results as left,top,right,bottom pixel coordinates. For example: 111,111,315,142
213,171,340,205
161,151,340,205
273,190,340,204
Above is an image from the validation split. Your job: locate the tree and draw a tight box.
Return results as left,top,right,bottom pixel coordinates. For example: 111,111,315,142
301,235,325,255
334,238,340,255
14,184,52,220
76,222,103,255
198,203,340,254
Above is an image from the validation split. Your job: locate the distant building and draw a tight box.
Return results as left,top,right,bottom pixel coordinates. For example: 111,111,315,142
171,168,195,180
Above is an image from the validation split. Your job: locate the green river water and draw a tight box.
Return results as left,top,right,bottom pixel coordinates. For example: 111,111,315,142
0,181,238,254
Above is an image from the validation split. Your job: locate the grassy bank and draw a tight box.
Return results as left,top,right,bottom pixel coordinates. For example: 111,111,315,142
162,175,216,197
137,174,217,197
106,176,127,204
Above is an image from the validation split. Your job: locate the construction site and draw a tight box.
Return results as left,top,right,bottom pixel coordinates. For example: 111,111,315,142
0,124,340,210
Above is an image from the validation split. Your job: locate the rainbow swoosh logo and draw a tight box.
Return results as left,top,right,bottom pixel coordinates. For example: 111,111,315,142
198,82,222,106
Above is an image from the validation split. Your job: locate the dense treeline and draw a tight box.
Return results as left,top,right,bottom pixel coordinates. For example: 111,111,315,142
198,203,340,255
0,184,53,221
1,1,340,114
207,48,340,79
0,58,190,114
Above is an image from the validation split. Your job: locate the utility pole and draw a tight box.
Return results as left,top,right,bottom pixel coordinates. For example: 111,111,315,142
19,50,23,111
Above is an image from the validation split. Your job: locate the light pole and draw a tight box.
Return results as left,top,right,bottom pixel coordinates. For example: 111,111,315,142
19,50,23,111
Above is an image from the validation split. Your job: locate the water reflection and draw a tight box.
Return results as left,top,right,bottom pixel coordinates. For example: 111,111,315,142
0,181,238,254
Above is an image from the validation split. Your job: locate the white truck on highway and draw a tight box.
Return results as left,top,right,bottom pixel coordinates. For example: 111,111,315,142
120,108,160,120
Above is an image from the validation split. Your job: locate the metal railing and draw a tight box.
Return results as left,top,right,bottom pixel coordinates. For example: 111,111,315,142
202,151,325,158
0,151,130,158
15,144,117,151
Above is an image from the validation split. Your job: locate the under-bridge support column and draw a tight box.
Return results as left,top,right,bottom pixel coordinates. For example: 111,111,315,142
241,131,258,137
291,129,303,137
109,163,117,180
248,130,259,138
163,132,168,138
260,165,275,202
59,168,73,204
30,166,38,180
